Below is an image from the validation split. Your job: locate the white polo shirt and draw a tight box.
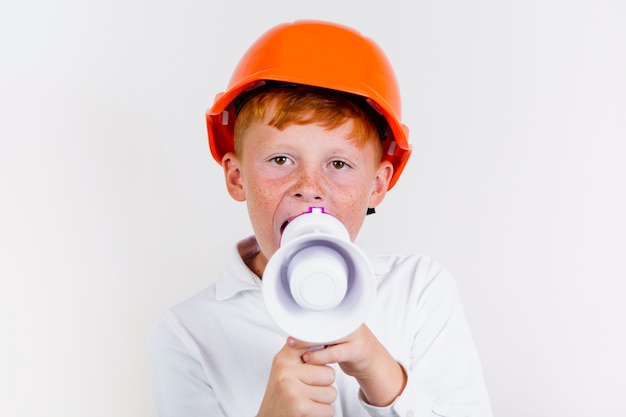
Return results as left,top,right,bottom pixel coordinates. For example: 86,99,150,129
148,236,492,417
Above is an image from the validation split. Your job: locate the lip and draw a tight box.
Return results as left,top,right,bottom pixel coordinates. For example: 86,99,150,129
279,219,291,235
279,214,302,236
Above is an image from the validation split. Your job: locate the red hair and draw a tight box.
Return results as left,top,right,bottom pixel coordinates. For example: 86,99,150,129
233,86,382,160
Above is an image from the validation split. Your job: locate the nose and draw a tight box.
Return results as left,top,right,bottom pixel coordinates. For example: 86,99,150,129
292,167,325,202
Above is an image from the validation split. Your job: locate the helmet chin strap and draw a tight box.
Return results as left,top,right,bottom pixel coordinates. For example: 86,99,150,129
366,208,376,215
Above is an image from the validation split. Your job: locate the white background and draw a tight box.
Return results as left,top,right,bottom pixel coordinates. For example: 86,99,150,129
1,0,625,416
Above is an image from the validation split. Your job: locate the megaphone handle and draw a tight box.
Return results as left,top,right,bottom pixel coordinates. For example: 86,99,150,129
308,345,326,352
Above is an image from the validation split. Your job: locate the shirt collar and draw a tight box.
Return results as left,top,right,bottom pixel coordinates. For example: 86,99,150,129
215,236,263,301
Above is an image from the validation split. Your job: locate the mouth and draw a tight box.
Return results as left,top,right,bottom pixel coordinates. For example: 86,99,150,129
279,209,312,236
279,207,328,237
280,220,290,235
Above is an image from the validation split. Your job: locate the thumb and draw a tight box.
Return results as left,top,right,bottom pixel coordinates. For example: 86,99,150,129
278,337,310,362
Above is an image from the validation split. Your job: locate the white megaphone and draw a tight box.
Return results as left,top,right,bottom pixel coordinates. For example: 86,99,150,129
262,207,376,344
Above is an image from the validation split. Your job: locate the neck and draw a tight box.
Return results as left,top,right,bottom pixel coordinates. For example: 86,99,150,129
246,251,268,279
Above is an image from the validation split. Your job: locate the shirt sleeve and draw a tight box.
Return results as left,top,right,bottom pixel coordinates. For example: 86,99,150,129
360,261,493,417
148,310,229,417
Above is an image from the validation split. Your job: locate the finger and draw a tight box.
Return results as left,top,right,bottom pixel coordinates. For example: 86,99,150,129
302,325,376,365
278,337,312,360
305,402,335,417
304,383,337,405
288,337,324,351
302,342,348,365
299,363,336,386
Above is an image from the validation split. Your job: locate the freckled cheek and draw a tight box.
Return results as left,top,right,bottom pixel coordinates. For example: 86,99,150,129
244,171,284,202
247,191,278,222
333,188,369,238
245,185,282,233
347,206,367,233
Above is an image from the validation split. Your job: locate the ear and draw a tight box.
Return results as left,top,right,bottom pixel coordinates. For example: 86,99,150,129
368,160,394,208
222,152,246,202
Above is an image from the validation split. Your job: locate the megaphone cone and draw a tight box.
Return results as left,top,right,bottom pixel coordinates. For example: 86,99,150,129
262,207,376,344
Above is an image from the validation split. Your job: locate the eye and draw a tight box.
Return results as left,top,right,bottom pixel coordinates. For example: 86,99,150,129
270,156,291,166
331,160,348,170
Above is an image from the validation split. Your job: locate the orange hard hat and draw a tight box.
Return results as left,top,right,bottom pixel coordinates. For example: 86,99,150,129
206,20,411,189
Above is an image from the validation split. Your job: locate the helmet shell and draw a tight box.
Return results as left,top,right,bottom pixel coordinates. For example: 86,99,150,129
206,20,411,189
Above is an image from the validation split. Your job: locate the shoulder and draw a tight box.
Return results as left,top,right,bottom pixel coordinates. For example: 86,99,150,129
166,284,219,319
149,284,219,342
363,247,460,304
365,247,451,282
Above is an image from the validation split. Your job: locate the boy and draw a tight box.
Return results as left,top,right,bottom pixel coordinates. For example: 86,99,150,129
149,20,492,417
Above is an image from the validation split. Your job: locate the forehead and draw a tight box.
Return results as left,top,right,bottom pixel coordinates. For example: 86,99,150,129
234,86,383,151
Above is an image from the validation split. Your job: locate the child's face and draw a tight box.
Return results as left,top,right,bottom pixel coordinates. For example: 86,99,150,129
222,119,393,274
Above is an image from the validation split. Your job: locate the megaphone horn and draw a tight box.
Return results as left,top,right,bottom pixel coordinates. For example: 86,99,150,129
262,207,376,344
